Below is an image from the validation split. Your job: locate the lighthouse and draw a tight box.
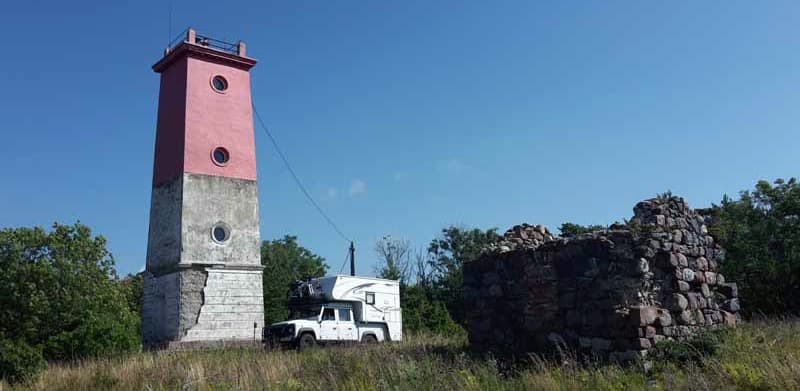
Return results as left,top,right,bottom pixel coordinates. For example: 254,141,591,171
142,29,264,348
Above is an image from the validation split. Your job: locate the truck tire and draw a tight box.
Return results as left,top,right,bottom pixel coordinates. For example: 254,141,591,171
362,334,377,344
297,333,317,351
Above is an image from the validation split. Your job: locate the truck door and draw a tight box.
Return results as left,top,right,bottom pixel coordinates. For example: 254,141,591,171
319,307,338,341
337,308,357,341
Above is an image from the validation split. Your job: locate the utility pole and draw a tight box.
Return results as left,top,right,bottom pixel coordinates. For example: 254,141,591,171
349,241,356,276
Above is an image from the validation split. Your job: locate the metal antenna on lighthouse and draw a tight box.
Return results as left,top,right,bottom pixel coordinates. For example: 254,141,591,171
167,1,173,45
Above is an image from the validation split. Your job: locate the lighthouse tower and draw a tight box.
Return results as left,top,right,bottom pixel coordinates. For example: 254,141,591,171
142,29,264,348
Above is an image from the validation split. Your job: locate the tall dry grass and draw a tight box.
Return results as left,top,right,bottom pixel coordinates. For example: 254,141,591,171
2,319,799,390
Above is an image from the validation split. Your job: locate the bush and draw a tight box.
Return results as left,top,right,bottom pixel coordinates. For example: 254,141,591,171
43,310,140,361
402,284,466,338
708,178,800,315
0,338,46,384
0,223,140,382
650,330,726,367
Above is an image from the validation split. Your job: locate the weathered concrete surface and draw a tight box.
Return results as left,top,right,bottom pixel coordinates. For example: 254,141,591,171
143,267,264,348
179,269,208,337
145,177,183,272
184,269,264,341
143,172,264,348
181,173,261,267
142,271,180,344
145,173,261,274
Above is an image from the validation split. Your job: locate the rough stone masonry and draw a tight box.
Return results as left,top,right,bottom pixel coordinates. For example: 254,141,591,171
464,195,740,362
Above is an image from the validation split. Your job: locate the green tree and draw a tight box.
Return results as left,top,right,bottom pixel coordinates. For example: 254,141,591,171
373,237,462,336
558,222,606,237
119,273,144,316
261,236,328,325
401,284,464,337
374,236,411,283
708,178,800,315
427,226,501,325
0,223,140,382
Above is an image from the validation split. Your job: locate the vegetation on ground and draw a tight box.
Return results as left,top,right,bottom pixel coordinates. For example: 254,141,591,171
2,319,799,390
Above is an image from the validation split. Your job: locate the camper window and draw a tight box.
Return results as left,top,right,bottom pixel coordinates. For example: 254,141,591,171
366,292,375,305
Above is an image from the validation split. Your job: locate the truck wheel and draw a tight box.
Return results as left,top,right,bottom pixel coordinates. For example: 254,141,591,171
362,334,377,344
297,333,317,351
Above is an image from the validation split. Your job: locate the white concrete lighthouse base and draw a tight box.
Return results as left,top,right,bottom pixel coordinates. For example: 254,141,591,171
183,268,264,342
142,267,264,349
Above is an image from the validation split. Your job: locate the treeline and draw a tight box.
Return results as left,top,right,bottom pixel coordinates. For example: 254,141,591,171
0,224,141,383
1,178,799,383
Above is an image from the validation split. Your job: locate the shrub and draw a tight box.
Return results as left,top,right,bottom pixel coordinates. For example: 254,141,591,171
0,338,46,384
708,178,800,315
0,223,140,382
650,330,725,367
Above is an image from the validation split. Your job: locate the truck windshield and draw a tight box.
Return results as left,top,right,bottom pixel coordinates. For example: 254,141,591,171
288,306,320,320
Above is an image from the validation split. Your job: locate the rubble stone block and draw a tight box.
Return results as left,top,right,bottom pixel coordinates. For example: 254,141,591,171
671,293,688,311
677,253,689,267
656,309,673,327
634,338,652,349
630,306,658,326
682,268,696,282
723,298,740,313
464,195,739,360
696,257,709,271
722,311,737,326
678,310,694,325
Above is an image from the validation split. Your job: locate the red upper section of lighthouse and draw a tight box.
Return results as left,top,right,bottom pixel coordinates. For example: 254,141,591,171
151,29,258,187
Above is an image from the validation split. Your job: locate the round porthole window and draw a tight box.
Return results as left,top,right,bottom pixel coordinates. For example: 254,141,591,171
211,223,231,244
211,147,229,166
211,75,228,92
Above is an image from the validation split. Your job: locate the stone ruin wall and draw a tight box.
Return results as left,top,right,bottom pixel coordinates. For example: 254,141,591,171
463,196,740,362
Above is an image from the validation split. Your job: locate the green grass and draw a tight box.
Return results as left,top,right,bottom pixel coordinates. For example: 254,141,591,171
3,319,800,390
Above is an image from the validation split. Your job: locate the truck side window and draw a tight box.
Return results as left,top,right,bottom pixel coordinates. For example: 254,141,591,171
366,292,375,305
322,308,335,321
338,308,351,322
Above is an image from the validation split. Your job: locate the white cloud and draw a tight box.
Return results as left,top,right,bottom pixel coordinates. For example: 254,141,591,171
349,179,367,197
324,187,338,200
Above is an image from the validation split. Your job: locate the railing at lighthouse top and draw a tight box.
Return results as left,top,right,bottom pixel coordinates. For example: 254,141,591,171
164,28,247,57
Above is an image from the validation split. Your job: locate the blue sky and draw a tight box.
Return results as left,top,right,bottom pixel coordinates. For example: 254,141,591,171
1,1,798,276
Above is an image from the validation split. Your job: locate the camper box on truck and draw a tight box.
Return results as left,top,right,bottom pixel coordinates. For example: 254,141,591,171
264,275,402,349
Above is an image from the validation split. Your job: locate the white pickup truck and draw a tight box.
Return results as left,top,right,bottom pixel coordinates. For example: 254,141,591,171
263,275,402,350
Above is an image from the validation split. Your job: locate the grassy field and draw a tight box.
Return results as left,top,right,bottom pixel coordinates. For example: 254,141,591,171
3,319,799,390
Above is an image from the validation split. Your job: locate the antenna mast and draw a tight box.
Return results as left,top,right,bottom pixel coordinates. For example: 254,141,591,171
349,241,356,276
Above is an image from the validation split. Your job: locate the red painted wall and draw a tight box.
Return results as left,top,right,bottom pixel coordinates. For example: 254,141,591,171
183,57,257,181
152,51,257,186
152,57,187,186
